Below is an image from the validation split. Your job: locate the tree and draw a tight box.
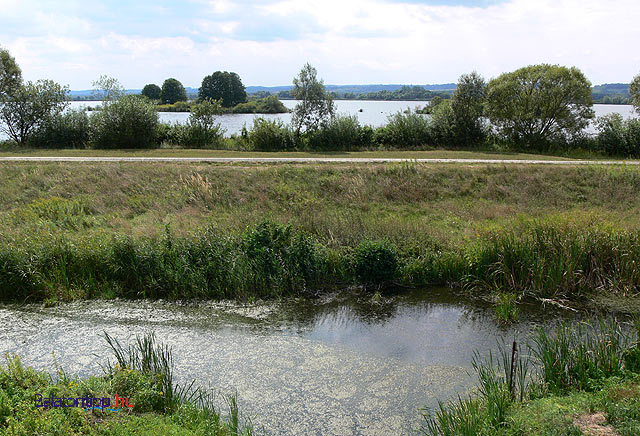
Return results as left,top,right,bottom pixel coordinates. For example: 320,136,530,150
161,78,187,104
92,75,124,104
0,80,68,144
0,46,22,99
485,64,594,148
631,73,640,115
141,84,161,100
199,71,247,107
450,71,487,145
291,63,335,134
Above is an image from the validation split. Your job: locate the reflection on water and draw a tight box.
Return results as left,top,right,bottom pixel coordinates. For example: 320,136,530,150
0,288,588,435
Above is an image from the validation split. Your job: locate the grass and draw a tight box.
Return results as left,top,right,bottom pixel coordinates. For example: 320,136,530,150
420,319,640,436
1,163,640,305
0,148,588,159
0,334,253,436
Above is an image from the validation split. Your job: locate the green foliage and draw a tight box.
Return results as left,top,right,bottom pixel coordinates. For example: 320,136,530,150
495,293,519,324
485,64,594,149
308,114,371,151
199,71,247,108
245,117,295,151
231,95,288,114
450,71,487,146
30,108,90,149
241,221,320,296
91,95,158,148
141,83,162,100
0,337,254,436
353,240,398,286
161,78,187,104
596,113,640,157
186,98,225,148
531,320,629,393
631,73,640,116
291,63,335,134
0,46,22,99
377,111,431,147
0,79,69,144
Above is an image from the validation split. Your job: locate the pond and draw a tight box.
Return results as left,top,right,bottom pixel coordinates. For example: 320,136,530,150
0,288,586,435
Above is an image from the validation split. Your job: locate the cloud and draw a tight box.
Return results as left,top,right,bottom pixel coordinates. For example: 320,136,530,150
0,0,638,88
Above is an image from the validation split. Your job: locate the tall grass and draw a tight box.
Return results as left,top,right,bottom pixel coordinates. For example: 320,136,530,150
1,220,640,302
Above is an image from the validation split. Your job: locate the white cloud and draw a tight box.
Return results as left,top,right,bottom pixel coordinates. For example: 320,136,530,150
1,0,638,88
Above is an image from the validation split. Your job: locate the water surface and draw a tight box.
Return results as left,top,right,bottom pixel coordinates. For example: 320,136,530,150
0,289,580,435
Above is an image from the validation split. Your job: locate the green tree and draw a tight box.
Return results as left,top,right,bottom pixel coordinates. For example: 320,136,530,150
451,71,487,145
631,73,640,115
0,80,68,145
141,84,161,100
92,75,124,104
199,71,247,107
0,46,22,99
485,64,594,148
291,63,335,134
161,78,187,104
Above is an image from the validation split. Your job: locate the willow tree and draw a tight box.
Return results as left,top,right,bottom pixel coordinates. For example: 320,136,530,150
485,64,594,148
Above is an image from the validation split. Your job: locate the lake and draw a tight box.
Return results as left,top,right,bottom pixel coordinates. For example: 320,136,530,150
68,100,638,137
0,288,586,435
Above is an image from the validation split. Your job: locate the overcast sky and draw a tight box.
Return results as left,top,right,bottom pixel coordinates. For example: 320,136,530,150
1,0,639,89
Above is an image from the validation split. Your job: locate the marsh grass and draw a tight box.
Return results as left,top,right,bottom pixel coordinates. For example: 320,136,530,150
421,318,640,436
0,335,253,435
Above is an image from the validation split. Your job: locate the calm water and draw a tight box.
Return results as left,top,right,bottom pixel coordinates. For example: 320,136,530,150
0,289,584,435
68,100,638,136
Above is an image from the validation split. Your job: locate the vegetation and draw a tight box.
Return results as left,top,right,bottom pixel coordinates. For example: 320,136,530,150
421,319,640,436
199,71,247,107
0,333,253,435
90,94,158,149
631,73,640,115
291,63,335,135
0,79,68,144
155,96,288,114
485,64,595,149
1,162,640,304
596,113,640,157
141,83,162,101
0,46,22,99
161,78,187,104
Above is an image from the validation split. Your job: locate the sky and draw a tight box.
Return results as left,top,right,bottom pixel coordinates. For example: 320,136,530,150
1,0,639,89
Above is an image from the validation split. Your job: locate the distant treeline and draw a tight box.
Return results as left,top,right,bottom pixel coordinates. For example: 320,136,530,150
69,82,635,104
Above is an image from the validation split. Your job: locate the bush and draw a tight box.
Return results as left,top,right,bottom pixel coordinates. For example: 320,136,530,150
377,111,431,148
184,99,225,148
353,240,398,285
231,96,289,114
246,117,295,151
90,95,158,148
308,114,370,151
29,108,90,148
596,114,640,157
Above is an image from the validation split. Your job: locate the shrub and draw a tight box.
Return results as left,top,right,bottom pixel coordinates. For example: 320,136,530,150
184,99,225,148
246,117,295,151
377,111,431,148
29,108,90,148
90,95,158,148
596,114,640,157
353,240,398,285
308,114,369,151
